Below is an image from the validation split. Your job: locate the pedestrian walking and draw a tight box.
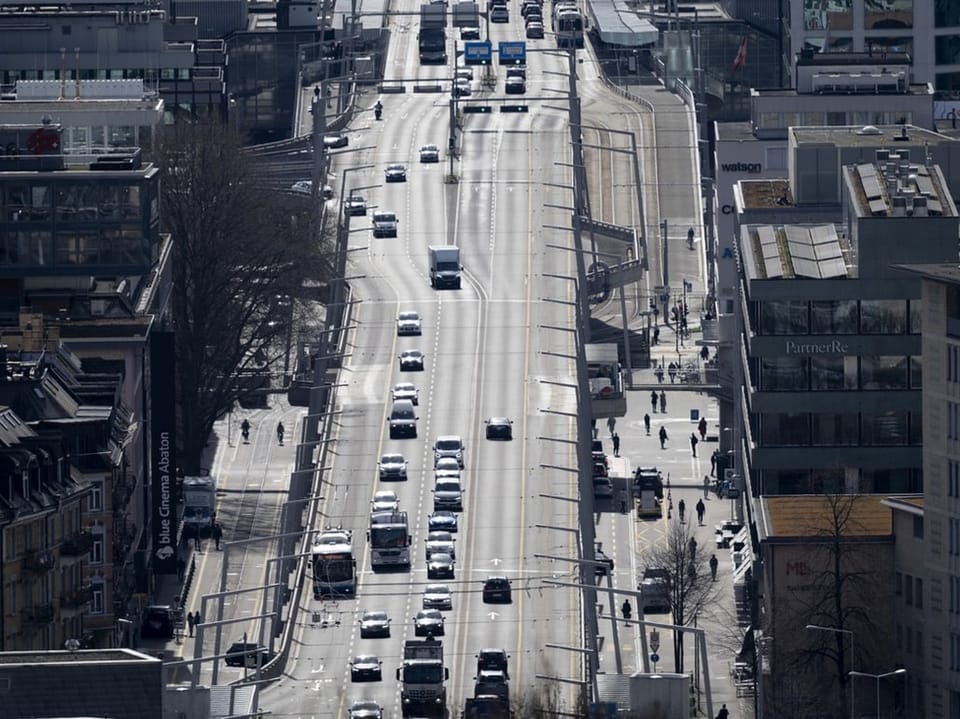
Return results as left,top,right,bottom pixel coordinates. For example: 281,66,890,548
651,391,658,414
690,433,699,457
607,417,616,436
621,599,632,621
276,421,285,445
716,703,730,719
696,498,706,525
687,227,695,250
711,449,719,477
213,522,223,550
187,611,196,638
668,362,677,383
658,425,668,450
709,554,719,581
659,390,666,413
703,475,711,499
194,611,202,627
619,489,629,514
612,432,620,457
194,529,202,551
700,345,709,362
177,555,186,582
688,536,697,562
698,416,708,441
655,366,664,384
678,498,686,522
653,326,660,345
591,418,597,439
643,413,651,435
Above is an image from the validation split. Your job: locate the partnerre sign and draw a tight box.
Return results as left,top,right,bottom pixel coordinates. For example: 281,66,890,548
785,339,849,355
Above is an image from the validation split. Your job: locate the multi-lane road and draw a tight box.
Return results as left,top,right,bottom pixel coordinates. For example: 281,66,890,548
165,0,711,715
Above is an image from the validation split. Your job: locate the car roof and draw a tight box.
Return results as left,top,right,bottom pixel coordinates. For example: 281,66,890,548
425,583,450,592
363,610,388,617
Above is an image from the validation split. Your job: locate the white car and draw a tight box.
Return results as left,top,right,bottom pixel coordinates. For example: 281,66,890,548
323,133,348,149
505,76,526,95
392,382,419,405
397,310,422,335
434,435,465,468
419,144,440,163
425,530,456,560
378,453,408,481
372,211,398,238
371,490,400,512
290,180,335,199
348,700,383,719
454,77,472,97
434,457,461,479
344,194,367,216
422,583,453,610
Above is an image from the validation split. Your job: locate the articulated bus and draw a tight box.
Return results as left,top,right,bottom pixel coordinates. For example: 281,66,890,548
310,529,357,598
369,510,412,568
555,10,584,48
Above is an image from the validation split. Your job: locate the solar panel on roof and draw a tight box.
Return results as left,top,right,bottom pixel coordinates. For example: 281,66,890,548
764,257,783,278
819,258,848,278
762,244,779,261
814,242,843,261
793,258,819,278
789,242,816,260
859,164,883,200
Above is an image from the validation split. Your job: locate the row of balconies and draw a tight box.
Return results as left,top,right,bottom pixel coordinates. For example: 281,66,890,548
20,586,93,624
21,531,95,573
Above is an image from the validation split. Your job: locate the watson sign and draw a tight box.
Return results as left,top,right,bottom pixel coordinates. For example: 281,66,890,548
150,331,178,575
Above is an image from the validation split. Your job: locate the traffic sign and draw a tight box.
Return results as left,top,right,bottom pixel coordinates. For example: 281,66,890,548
498,41,526,65
499,105,528,113
464,41,492,66
463,105,492,113
651,652,660,663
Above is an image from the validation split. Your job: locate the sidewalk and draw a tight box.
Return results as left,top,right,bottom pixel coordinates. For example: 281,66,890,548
612,358,753,717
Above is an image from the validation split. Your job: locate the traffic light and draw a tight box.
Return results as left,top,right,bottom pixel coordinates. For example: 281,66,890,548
463,105,492,114
499,105,528,113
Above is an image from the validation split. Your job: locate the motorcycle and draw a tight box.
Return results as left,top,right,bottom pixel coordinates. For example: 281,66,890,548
374,103,383,121
240,419,250,443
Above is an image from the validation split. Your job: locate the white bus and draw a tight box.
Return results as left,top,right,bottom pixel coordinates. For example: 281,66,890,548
310,529,356,598
556,10,584,48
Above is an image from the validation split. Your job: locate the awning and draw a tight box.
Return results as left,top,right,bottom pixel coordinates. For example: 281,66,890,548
586,0,659,47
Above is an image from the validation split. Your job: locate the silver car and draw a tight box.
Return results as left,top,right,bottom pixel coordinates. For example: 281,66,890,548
397,310,422,335
384,163,407,182
378,453,408,481
392,382,419,405
372,211,398,238
419,144,440,163
434,435,465,467
422,583,453,610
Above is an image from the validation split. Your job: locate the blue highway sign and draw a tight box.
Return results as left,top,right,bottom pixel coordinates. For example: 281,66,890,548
464,41,492,65
498,41,526,65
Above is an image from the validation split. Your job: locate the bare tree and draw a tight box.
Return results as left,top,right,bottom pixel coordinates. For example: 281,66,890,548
766,493,891,719
155,119,332,472
641,520,722,673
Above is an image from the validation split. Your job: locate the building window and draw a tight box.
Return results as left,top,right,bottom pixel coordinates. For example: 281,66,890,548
811,356,858,390
862,410,908,446
917,577,924,608
936,35,960,65
759,300,809,335
760,413,811,446
864,0,912,30
860,299,907,334
914,515,924,539
91,581,105,614
952,519,960,556
896,571,903,596
949,346,960,384
812,413,859,446
811,300,858,334
909,356,922,389
91,531,104,564
918,629,924,658
952,633,960,671
952,575,960,614
89,481,103,512
897,623,903,650
949,401,960,440
760,357,809,391
805,0,853,31
860,356,908,390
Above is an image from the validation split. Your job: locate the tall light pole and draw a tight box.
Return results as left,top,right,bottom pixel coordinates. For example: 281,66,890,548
806,624,855,719
849,668,906,719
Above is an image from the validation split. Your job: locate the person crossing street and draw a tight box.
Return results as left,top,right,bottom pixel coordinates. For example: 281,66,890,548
658,425,668,449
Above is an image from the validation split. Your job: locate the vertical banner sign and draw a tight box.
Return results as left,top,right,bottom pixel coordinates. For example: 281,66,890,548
150,331,178,575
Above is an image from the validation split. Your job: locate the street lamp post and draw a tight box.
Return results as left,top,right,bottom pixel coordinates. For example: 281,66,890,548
849,668,906,719
806,624,855,719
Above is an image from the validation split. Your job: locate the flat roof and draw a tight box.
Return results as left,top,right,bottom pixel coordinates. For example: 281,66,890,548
740,179,792,210
759,495,893,541
847,159,955,218
0,648,159,665
881,494,924,516
754,83,932,98
714,120,755,141
894,262,960,286
790,124,951,148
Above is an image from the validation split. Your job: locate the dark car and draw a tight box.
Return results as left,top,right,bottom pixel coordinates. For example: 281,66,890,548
485,417,513,440
414,609,446,636
359,610,391,638
477,648,510,678
427,552,455,579
595,544,614,576
525,21,544,38
323,133,349,149
505,76,526,94
482,576,512,603
460,26,481,40
350,654,383,682
225,642,270,667
428,510,459,533
141,605,175,639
